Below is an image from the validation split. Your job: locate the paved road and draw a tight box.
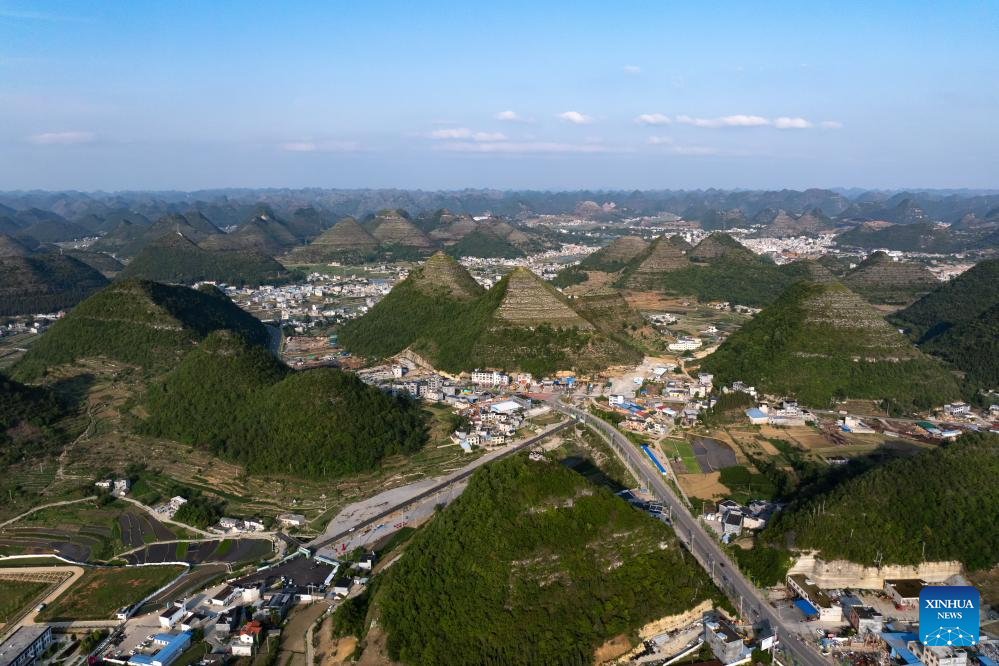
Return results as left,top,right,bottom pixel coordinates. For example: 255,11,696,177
0,496,97,529
307,419,572,553
0,565,83,634
549,400,830,666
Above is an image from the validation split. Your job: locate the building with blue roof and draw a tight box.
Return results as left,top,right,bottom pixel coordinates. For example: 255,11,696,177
128,632,191,666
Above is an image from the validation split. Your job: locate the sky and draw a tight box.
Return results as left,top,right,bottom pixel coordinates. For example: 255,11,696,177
1,1,998,191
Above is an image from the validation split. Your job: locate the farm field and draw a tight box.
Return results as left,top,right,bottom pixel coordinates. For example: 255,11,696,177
122,538,272,565
661,437,699,473
37,565,184,621
0,579,50,624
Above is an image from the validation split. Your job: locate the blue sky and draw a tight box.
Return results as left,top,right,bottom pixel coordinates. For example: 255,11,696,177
1,1,997,190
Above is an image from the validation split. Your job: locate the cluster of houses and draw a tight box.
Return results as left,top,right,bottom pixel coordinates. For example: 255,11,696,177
744,399,812,427
212,517,266,534
703,498,781,541
606,371,717,434
0,312,62,337
450,398,529,452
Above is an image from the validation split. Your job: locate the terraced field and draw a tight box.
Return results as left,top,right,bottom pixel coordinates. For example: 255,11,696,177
122,538,271,565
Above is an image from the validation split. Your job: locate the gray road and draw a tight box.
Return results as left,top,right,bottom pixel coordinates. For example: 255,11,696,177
548,399,831,666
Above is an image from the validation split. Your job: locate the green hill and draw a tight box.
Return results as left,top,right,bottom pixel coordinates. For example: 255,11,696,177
552,236,649,287
764,433,999,571
339,253,640,375
140,332,427,479
445,228,523,258
13,279,268,380
0,250,109,316
119,233,291,286
617,235,691,290
925,303,999,393
688,232,754,262
836,222,958,252
201,210,298,255
1,375,68,468
890,259,999,343
285,217,380,264
366,210,435,251
63,250,124,277
842,251,939,305
700,281,961,411
376,455,720,665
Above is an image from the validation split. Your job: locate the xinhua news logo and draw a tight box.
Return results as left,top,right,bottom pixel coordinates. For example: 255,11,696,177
919,586,979,646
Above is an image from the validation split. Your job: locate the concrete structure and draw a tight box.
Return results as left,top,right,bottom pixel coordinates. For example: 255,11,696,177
885,579,928,608
908,642,969,666
158,603,185,628
787,574,843,621
847,605,884,635
705,619,745,664
128,632,191,666
0,627,53,666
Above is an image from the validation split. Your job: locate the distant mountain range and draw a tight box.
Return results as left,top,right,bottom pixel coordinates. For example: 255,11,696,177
0,235,109,316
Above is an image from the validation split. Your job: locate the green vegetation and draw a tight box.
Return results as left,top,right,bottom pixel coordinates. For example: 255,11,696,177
172,489,224,529
12,279,269,380
718,465,776,503
445,228,523,258
731,545,793,587
655,257,799,307
37,565,184,621
841,252,937,305
140,331,428,479
550,264,587,288
764,433,999,571
699,391,755,427
890,259,999,397
0,375,67,468
331,582,377,640
119,233,293,286
701,281,961,411
836,222,959,253
341,259,640,375
377,455,721,665
0,252,108,316
0,579,50,622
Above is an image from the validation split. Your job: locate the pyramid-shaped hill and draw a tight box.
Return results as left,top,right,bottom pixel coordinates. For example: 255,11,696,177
618,235,690,289
0,250,109,316
285,217,380,263
842,251,939,305
110,213,223,258
63,249,124,278
890,258,999,343
582,236,649,270
572,287,645,333
493,268,593,330
688,232,753,261
119,232,291,286
367,210,435,249
429,214,478,242
90,220,147,255
445,226,524,259
700,281,961,410
340,261,640,374
201,211,297,255
781,259,840,285
12,279,269,380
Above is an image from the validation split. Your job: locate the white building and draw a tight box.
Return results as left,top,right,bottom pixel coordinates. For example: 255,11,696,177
668,337,702,352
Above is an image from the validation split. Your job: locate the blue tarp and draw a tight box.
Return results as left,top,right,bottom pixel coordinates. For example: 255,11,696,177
880,632,921,665
641,445,667,474
794,599,819,618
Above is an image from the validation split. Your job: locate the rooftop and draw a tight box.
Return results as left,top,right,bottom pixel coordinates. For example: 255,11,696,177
886,579,928,599
0,626,50,666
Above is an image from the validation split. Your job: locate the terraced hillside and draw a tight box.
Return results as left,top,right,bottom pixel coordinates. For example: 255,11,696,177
12,279,269,380
688,232,753,262
340,254,640,374
285,217,380,263
618,235,690,289
552,235,650,288
842,251,938,305
367,210,435,250
754,208,836,237
701,281,961,410
201,210,299,255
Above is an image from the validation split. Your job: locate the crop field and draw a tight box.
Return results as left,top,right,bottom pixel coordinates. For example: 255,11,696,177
37,565,184,622
121,538,271,565
0,501,178,563
662,437,700,473
0,578,51,624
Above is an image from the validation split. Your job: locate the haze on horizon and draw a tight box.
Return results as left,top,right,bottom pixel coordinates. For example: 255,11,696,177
1,0,997,192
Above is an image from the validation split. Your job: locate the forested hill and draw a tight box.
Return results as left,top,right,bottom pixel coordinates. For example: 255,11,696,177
0,248,109,316
700,281,961,411
12,279,269,380
376,455,720,665
764,433,999,571
0,375,68,468
140,331,427,478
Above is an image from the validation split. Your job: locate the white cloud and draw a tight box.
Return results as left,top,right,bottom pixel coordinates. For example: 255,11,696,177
635,113,672,126
670,145,720,156
675,114,770,128
280,140,359,152
623,65,641,74
429,128,506,142
819,120,844,129
558,111,594,125
26,131,96,145
774,116,813,129
495,110,529,122
648,136,674,145
437,141,611,154
430,127,473,139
